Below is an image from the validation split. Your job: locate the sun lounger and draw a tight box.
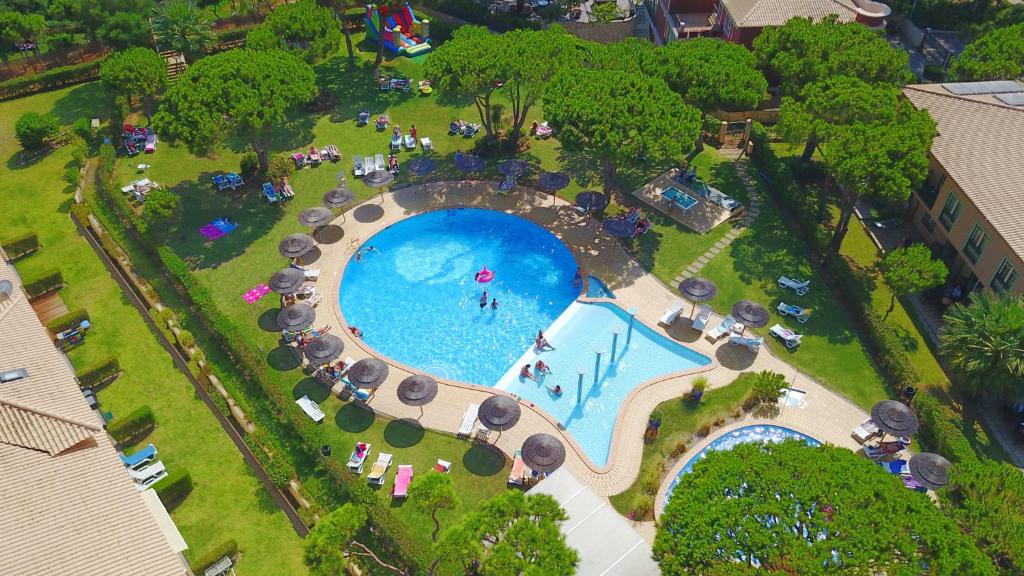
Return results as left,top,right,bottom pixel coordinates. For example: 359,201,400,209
508,449,526,485
778,276,810,296
533,121,553,138
357,109,370,126
279,181,295,199
393,464,413,498
226,173,243,188
296,395,325,423
403,135,415,150
658,300,685,326
458,403,480,438
769,323,803,349
728,334,764,352
463,123,481,137
778,302,811,323
864,443,905,461
348,442,371,474
391,134,401,151
851,418,879,443
144,133,156,153
292,152,306,168
129,461,166,483
212,174,229,191
473,425,491,443
880,458,909,475
691,304,712,332
135,468,168,491
262,182,278,204
376,116,389,130
353,155,365,177
325,145,341,162
497,174,517,195
435,459,451,473
367,453,393,485
301,268,320,280
374,154,385,172
705,315,736,342
420,137,433,151
120,443,156,469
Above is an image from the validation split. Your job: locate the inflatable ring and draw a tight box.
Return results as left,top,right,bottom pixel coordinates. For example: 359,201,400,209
475,267,495,283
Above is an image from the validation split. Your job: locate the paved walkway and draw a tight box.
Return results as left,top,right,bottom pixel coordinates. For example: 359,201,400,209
304,179,866,496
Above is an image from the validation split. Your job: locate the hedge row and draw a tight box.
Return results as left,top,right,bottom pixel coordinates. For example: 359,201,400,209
189,539,239,574
107,405,156,444
46,308,90,334
1,232,39,259
0,58,105,101
155,469,194,508
22,269,64,299
77,356,121,389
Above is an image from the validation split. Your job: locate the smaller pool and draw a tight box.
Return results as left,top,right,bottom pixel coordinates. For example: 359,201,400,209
661,186,698,211
780,387,806,407
586,276,615,299
663,425,820,506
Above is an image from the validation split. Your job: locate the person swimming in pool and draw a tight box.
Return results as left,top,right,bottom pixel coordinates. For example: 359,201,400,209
480,291,488,309
572,267,582,290
535,330,555,351
490,298,498,310
547,384,562,396
520,364,537,382
535,360,551,374
348,326,363,338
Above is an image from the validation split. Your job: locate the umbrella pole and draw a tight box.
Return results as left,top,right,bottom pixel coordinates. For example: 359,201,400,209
419,405,424,421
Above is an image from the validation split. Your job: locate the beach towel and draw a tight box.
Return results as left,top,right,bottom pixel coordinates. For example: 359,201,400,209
243,284,271,304
199,224,225,240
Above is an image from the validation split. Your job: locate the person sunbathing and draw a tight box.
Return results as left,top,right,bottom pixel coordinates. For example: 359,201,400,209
535,330,555,351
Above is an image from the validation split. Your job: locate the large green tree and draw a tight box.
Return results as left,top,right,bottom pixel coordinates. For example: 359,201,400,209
408,471,458,542
14,111,59,150
501,26,580,141
316,0,356,64
655,441,995,575
303,503,366,575
424,25,505,139
151,0,215,62
100,47,168,118
139,186,181,239
153,48,316,173
544,67,701,193
952,23,1024,81
247,0,341,62
657,38,767,113
434,491,578,576
940,459,1024,573
753,17,912,97
941,291,1024,398
879,243,948,320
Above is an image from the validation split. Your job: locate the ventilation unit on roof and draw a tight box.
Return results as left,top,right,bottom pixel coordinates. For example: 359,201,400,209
0,368,28,383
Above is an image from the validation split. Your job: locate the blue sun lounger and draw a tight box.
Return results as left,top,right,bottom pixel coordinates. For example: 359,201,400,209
262,182,278,204
120,443,157,469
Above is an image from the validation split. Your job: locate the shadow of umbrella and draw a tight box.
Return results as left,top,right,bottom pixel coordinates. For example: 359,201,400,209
335,402,375,432
454,151,485,174
498,158,528,177
384,418,426,448
462,443,506,477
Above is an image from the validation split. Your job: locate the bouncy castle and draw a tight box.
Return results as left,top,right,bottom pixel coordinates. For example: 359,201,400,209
365,3,432,56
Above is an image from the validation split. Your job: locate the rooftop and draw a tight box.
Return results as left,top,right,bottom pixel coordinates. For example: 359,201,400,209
903,82,1024,264
720,0,858,27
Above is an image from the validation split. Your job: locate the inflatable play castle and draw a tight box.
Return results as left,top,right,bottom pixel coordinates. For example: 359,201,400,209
365,3,432,56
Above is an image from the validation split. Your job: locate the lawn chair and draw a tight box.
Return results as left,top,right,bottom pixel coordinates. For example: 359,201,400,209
295,395,325,423
375,154,386,172
435,459,452,473
226,173,244,189
325,144,341,162
777,302,811,323
458,403,480,437
292,152,307,169
279,180,295,200
863,440,907,461
420,137,433,152
262,182,278,204
508,449,526,485
393,464,413,498
119,443,156,469
212,174,229,191
658,300,685,326
705,315,736,342
473,424,491,443
391,134,401,151
308,146,322,166
367,453,393,485
357,109,370,126
348,442,371,474
449,121,463,135
532,121,553,139
497,174,517,195
128,461,166,483
851,418,879,443
135,466,168,491
880,458,910,475
778,276,810,296
375,115,389,130
463,123,481,137
403,134,416,150
353,155,365,177
769,323,802,349
728,334,764,353
691,304,712,332
144,132,156,153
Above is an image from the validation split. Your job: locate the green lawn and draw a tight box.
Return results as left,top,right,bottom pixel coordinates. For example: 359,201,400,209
608,374,755,520
0,85,306,576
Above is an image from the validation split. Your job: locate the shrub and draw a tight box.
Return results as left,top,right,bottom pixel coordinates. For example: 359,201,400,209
696,423,711,437
46,308,90,334
15,112,60,150
22,269,63,299
76,357,121,389
669,441,688,458
913,393,976,463
1,232,39,259
0,58,105,101
176,329,195,350
631,494,653,520
712,417,725,427
189,539,239,573
922,63,947,82
155,469,194,508
73,116,94,142
267,153,294,181
107,405,156,444
239,151,259,179
749,370,786,405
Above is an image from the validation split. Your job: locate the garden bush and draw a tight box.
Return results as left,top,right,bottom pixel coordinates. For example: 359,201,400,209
15,112,60,150
267,154,294,181
107,405,156,444
22,269,63,299
189,539,239,573
155,469,194,508
46,308,90,334
76,356,121,389
0,58,105,101
1,232,39,259
239,151,259,179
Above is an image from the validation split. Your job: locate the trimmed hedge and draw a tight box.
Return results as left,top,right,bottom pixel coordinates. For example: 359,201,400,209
107,406,156,444
155,469,194,508
189,539,239,573
0,58,105,101
1,232,39,259
46,308,90,334
22,269,64,299
77,356,121,389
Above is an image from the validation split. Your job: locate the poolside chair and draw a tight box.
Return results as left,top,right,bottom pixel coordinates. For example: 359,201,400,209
705,315,736,342
128,461,166,483
353,155,365,177
777,302,811,323
420,137,433,152
375,154,386,172
367,453,393,485
458,404,480,438
728,334,764,353
262,182,278,204
391,134,401,151
295,395,325,423
120,443,157,469
463,123,481,137
393,464,413,498
357,109,370,126
435,459,452,473
348,442,371,474
691,304,712,332
851,419,879,443
226,173,244,189
769,324,803,349
778,276,810,296
473,424,491,443
325,144,341,162
403,134,416,150
864,440,907,461
880,458,909,475
135,467,168,491
497,174,517,195
508,449,526,485
658,300,685,326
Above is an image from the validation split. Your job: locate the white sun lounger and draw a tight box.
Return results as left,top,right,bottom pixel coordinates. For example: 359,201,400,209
778,276,810,296
770,323,803,349
705,314,736,342
420,137,433,151
728,334,764,353
129,461,166,483
658,300,684,326
296,395,325,423
367,453,393,485
135,468,168,491
852,418,879,443
348,442,371,474
458,403,480,438
353,155,365,177
374,154,385,172
691,304,712,332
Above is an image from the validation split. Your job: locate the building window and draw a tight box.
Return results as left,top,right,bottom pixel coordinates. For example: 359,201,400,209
721,13,733,38
920,212,936,233
963,223,988,264
917,171,944,209
939,193,962,230
991,258,1019,293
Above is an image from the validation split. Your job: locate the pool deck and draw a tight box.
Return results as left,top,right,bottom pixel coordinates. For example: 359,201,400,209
632,169,737,234
309,180,868,498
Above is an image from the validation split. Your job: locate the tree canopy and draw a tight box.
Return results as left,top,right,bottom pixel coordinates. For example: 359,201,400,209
655,440,995,575
544,66,701,192
139,186,181,238
657,38,767,112
940,459,1024,573
424,25,505,138
408,471,459,543
14,112,59,150
501,26,580,139
152,0,215,62
434,490,578,575
879,243,947,319
303,503,367,576
941,291,1024,398
100,48,168,117
153,48,316,173
952,22,1024,81
247,0,341,62
753,17,912,97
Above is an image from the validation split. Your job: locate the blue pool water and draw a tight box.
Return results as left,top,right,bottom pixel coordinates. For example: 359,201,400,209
585,275,615,299
663,425,821,506
661,186,698,210
497,302,711,466
339,208,579,384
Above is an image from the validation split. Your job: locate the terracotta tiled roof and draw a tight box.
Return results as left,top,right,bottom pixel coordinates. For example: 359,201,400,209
721,0,857,27
903,83,1024,264
0,399,99,455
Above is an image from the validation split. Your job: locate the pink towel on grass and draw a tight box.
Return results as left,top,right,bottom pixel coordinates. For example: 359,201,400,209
243,284,271,304
200,224,225,240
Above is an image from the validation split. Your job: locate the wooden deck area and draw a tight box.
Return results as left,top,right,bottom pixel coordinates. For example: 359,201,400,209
631,169,737,234
30,292,68,326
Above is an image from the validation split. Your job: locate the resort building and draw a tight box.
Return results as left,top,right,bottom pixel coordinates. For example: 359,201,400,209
903,81,1024,296
0,260,189,575
641,0,889,45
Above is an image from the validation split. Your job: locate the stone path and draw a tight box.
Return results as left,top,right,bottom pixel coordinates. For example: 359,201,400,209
673,159,760,285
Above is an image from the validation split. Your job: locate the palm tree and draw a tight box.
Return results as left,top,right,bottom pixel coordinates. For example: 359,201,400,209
152,0,216,63
941,292,1024,398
